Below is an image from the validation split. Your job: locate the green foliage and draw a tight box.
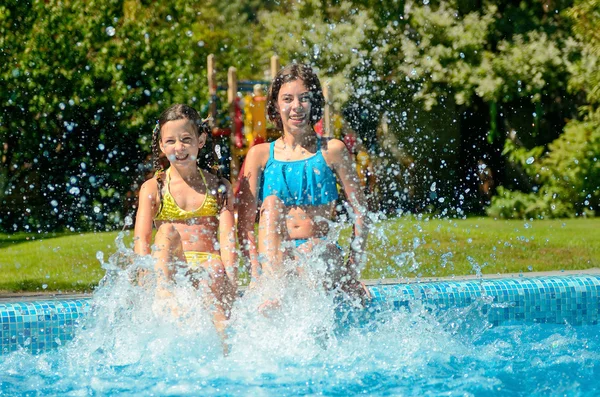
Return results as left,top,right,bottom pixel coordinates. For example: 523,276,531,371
567,0,600,105
0,0,248,232
488,0,600,219
1,0,598,232
488,110,600,218
255,0,376,104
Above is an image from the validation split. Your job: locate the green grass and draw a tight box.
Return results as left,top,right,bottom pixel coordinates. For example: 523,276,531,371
1,217,599,292
0,231,133,292
358,217,600,280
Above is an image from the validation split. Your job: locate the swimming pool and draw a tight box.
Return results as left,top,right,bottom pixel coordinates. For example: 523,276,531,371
1,273,599,395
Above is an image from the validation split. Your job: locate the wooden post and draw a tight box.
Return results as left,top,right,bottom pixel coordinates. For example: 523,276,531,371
322,84,332,138
228,67,239,182
207,54,217,127
227,67,237,105
270,55,280,79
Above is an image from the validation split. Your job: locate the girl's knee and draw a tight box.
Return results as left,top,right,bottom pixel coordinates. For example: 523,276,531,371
260,195,285,215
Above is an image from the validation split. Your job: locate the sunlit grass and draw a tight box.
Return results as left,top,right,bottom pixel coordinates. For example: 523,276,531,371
0,217,598,293
358,217,600,280
0,231,132,292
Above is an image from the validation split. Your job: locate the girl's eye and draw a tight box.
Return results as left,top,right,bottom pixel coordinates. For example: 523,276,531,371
300,96,310,103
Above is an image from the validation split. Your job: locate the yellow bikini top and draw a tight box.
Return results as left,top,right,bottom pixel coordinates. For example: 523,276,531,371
154,168,219,221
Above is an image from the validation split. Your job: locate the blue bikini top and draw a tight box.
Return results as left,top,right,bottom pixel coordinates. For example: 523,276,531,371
260,139,339,206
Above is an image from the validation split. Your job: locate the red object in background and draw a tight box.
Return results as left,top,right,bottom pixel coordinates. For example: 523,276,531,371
212,127,231,137
233,97,244,149
253,135,265,145
314,119,324,136
343,133,357,153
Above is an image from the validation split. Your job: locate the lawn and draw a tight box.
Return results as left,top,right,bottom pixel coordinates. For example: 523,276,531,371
0,217,598,292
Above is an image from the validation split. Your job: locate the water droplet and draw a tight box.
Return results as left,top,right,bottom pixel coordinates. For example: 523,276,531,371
526,157,535,165
105,26,116,37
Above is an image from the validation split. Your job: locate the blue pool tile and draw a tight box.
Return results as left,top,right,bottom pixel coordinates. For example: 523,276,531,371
2,274,600,355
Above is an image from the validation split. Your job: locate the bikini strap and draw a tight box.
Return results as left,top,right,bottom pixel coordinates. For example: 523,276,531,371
269,140,276,159
198,167,209,193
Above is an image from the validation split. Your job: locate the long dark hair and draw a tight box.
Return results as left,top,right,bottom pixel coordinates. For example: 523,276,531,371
266,63,325,131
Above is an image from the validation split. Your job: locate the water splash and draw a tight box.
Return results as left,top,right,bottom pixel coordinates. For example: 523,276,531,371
1,234,599,395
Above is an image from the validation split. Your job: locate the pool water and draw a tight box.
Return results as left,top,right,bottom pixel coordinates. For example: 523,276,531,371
1,242,600,396
1,282,600,395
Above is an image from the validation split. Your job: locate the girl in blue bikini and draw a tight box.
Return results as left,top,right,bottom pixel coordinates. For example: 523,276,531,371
237,64,370,307
134,104,236,337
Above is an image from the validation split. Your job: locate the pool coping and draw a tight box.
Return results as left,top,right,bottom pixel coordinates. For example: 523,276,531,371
1,268,598,303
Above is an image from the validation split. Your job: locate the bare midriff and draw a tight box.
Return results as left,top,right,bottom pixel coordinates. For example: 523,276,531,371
155,217,220,254
285,204,334,240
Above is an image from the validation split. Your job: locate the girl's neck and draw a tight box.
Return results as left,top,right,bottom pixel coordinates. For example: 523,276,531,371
281,129,317,149
168,164,200,182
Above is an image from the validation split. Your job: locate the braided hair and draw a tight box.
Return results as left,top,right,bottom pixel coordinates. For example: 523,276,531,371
151,104,223,210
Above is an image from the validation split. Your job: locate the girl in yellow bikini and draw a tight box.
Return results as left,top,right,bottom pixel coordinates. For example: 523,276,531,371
133,104,236,338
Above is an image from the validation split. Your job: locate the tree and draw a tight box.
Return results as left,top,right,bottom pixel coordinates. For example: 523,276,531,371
488,0,600,218
0,0,248,232
253,0,583,214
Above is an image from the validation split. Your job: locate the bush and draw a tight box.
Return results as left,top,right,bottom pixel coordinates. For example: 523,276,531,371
488,111,600,218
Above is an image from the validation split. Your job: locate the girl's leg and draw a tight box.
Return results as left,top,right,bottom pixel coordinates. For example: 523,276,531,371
256,195,293,314
258,195,288,276
200,259,235,345
153,224,185,298
297,239,370,305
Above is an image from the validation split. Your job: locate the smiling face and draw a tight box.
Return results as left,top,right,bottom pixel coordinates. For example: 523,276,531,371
277,79,313,135
159,118,206,166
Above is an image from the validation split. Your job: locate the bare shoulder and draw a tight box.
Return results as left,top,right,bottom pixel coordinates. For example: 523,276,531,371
247,142,271,157
322,138,347,152
245,142,271,167
321,138,350,161
139,177,159,196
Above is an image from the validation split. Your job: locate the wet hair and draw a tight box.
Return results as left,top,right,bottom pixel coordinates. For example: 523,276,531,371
150,104,224,208
266,63,325,131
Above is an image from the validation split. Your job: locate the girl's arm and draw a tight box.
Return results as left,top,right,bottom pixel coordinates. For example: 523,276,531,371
236,144,267,281
134,179,159,256
328,139,370,267
219,178,237,285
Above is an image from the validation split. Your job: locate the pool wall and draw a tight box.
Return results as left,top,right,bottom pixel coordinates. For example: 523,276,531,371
2,274,599,355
